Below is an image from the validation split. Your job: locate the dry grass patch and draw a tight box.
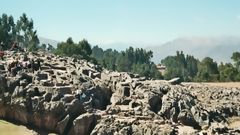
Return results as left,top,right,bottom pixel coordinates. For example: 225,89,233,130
0,120,37,135
228,117,240,129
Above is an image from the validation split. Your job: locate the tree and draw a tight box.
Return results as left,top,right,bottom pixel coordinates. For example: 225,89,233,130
66,37,74,44
54,37,94,61
196,57,219,82
0,13,39,51
102,49,118,71
186,55,199,79
231,52,240,72
0,14,16,49
40,43,46,50
219,63,238,81
16,13,39,50
91,46,161,79
47,44,54,51
91,45,104,60
161,51,198,81
27,30,39,51
78,39,92,56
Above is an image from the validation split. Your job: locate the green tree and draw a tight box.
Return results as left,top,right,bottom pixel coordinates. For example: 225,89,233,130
40,43,47,50
16,13,39,50
219,63,238,81
91,45,104,60
66,37,74,44
78,39,92,56
47,44,54,51
231,52,240,72
91,46,161,79
27,30,39,51
0,13,39,51
161,51,198,81
0,14,16,49
196,57,219,82
54,37,94,62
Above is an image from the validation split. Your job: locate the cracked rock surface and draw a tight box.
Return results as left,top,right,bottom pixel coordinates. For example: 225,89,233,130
0,51,240,135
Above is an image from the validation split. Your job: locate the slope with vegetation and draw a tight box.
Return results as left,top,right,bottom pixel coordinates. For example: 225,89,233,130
53,38,162,80
161,51,240,82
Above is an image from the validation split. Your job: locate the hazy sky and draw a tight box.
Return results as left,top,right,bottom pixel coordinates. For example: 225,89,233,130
1,0,240,46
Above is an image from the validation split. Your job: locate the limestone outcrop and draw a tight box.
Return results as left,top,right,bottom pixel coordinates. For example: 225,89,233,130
0,51,240,135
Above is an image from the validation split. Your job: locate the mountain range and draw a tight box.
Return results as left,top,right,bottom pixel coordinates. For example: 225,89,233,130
39,37,59,48
146,36,240,64
39,36,240,64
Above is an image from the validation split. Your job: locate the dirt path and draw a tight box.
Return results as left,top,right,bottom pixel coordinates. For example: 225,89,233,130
203,82,240,88
184,82,240,88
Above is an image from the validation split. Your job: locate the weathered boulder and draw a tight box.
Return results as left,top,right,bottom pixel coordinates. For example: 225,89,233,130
36,73,48,81
168,77,181,85
0,75,7,93
70,113,99,135
0,51,240,135
54,86,73,95
0,64,5,70
56,115,70,134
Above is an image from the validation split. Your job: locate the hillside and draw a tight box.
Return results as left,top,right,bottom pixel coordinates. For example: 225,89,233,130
147,36,240,63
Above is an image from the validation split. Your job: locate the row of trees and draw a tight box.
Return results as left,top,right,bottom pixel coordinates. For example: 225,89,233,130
91,46,162,79
52,37,240,82
54,38,162,79
0,13,161,79
0,13,39,51
161,51,240,82
54,37,94,62
2,13,240,82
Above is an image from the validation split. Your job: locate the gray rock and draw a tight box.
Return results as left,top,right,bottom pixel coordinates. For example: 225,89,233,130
56,115,70,134
54,86,72,95
71,113,99,135
0,64,5,70
168,77,181,85
36,73,48,81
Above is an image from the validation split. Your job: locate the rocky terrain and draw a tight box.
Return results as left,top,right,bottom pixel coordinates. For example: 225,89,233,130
0,51,240,135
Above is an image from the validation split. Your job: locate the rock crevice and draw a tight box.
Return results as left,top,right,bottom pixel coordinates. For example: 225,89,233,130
0,51,239,134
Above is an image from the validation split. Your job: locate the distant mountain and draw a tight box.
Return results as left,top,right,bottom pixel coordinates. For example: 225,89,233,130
99,42,139,51
146,36,240,64
38,36,240,64
39,37,59,48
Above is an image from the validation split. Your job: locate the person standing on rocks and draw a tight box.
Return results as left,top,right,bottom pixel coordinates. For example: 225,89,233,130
10,41,18,51
75,90,87,103
0,43,5,61
37,58,42,71
30,59,35,73
0,51,5,60
0,42,3,50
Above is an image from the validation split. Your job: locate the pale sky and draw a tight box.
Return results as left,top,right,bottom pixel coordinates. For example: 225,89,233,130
1,0,240,46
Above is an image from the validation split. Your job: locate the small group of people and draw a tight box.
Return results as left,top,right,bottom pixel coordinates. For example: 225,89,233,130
7,57,42,76
10,41,25,52
0,41,43,76
0,41,24,61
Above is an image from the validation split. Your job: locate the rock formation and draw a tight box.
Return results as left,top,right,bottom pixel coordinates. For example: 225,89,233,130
0,51,240,135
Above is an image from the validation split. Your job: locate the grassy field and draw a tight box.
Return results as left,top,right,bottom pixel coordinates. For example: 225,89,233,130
0,120,36,135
